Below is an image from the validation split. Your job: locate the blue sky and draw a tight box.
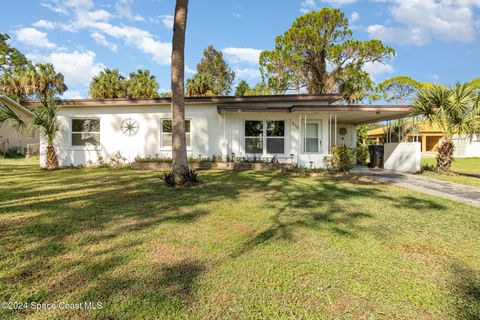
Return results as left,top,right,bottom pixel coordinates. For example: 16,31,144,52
1,0,480,98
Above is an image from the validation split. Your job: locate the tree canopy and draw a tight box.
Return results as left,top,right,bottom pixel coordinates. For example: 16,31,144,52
127,69,160,98
0,34,29,74
187,45,235,96
259,8,395,102
235,80,250,96
89,68,127,99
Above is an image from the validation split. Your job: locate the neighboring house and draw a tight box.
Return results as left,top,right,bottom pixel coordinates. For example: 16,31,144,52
367,120,480,158
0,122,38,156
5,94,412,168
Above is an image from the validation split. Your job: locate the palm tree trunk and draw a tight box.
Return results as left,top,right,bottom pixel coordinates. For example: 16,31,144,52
171,0,189,177
45,143,58,169
436,136,454,173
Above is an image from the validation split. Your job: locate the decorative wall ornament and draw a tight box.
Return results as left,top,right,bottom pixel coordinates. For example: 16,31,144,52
339,127,347,136
120,118,139,136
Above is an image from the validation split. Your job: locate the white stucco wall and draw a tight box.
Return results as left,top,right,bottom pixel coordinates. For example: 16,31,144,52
384,142,421,173
41,101,358,168
0,122,38,155
453,135,480,158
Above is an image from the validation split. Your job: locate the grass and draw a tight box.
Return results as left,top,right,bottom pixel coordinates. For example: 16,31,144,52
1,158,479,319
421,157,480,187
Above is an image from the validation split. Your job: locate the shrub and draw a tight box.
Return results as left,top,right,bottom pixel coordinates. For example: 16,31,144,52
421,162,436,173
327,145,355,173
180,169,199,187
161,171,176,187
356,145,369,165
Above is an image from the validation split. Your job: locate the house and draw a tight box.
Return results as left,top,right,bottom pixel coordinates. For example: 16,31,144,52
367,120,480,158
2,94,413,168
0,121,38,156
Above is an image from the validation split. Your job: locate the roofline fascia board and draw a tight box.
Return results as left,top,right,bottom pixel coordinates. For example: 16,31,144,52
21,94,344,108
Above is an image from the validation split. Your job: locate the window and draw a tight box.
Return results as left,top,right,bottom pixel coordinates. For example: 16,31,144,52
245,120,285,154
266,121,285,154
305,123,319,153
245,120,263,154
162,119,190,147
72,119,100,146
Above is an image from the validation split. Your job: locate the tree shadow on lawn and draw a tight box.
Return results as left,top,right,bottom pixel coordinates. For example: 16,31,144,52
231,173,447,258
450,263,480,320
0,165,451,317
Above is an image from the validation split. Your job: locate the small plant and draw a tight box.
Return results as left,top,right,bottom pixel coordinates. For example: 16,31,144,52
326,145,355,173
161,171,176,187
180,168,199,187
109,151,127,168
421,162,436,173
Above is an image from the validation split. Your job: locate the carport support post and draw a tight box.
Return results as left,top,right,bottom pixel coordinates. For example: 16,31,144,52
334,113,337,146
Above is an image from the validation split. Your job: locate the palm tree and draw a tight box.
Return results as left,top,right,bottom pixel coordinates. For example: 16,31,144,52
0,68,29,102
171,0,189,177
23,64,67,100
412,83,480,173
89,68,127,99
186,73,214,97
127,69,160,98
34,97,60,169
0,95,60,169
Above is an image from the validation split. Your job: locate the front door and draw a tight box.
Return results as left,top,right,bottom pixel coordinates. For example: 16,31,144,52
304,122,321,153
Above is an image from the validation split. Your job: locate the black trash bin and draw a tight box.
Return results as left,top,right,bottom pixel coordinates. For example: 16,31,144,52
368,145,384,168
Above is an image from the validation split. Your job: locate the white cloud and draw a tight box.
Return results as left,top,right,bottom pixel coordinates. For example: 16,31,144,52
28,50,104,85
301,0,356,12
115,0,144,21
363,61,394,77
185,65,196,74
62,90,84,99
350,11,360,23
40,2,171,66
234,67,261,81
222,48,262,65
15,28,56,49
33,20,55,29
40,0,93,13
367,0,479,45
93,22,171,65
91,32,118,52
159,15,174,30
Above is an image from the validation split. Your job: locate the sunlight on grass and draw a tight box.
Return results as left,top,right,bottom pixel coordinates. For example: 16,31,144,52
0,159,479,319
421,157,480,187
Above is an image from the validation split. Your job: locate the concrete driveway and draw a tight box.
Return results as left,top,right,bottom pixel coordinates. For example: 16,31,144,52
353,166,480,208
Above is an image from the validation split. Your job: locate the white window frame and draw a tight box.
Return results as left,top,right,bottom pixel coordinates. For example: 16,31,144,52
70,117,101,150
303,121,322,154
160,118,192,150
244,120,286,156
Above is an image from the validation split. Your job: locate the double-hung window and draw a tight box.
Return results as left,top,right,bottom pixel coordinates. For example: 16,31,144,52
162,119,191,147
245,120,285,154
72,119,100,147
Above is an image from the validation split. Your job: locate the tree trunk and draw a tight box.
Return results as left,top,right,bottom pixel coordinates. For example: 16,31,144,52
45,143,58,170
436,137,454,173
171,0,189,177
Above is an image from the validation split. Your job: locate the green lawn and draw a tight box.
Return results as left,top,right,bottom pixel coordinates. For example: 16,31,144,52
421,157,480,187
1,158,479,319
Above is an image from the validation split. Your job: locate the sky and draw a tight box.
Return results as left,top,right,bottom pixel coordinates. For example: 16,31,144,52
1,0,480,99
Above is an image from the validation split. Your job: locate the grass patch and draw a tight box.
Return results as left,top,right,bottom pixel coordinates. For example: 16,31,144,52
421,157,480,187
0,158,479,319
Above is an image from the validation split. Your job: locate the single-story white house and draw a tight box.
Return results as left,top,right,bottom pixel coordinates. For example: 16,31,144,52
3,94,415,169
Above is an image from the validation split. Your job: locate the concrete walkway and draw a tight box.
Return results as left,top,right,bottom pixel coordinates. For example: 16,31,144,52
352,166,480,208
